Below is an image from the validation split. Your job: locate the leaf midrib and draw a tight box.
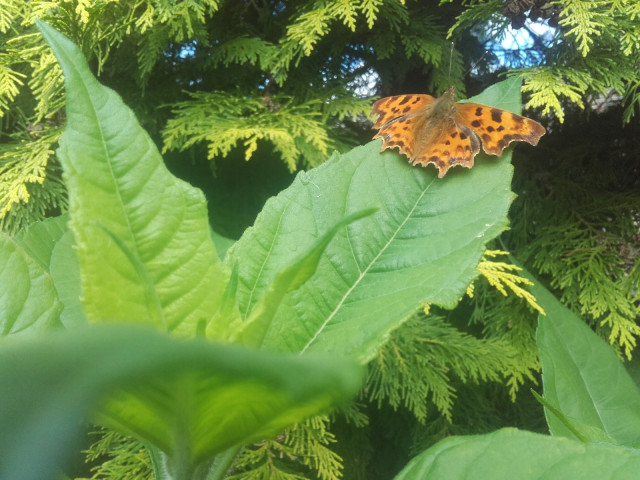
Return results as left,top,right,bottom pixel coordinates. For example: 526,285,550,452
300,175,437,354
56,34,165,327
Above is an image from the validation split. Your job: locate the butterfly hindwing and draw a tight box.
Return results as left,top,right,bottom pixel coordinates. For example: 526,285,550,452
413,117,480,178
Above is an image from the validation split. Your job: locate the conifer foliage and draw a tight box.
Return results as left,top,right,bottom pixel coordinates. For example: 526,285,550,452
2,1,640,232
1,1,639,479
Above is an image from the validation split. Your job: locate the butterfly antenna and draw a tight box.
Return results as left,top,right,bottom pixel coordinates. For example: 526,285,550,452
448,42,454,85
464,50,489,77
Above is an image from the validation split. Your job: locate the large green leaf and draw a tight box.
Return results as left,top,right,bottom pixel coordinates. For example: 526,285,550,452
37,20,227,337
0,232,63,336
393,428,640,480
532,275,640,445
49,230,86,329
231,209,376,347
13,214,68,271
12,214,87,329
226,78,523,361
0,325,363,480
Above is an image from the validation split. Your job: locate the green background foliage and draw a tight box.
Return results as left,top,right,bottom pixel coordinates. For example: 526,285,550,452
4,0,639,233
0,1,638,479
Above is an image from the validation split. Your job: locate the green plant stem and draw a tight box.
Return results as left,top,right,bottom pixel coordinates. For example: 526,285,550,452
147,445,172,480
206,446,241,480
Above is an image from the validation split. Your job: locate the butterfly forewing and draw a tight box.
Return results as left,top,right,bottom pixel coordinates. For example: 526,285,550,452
371,94,436,129
372,94,436,160
454,102,546,156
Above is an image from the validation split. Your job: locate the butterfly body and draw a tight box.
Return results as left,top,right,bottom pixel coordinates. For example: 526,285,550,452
372,87,545,177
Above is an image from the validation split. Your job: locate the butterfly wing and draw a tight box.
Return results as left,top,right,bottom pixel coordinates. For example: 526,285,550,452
412,118,481,178
371,94,436,160
372,92,486,177
455,102,546,156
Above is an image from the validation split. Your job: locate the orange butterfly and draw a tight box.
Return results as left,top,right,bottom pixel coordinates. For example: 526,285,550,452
371,87,545,177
